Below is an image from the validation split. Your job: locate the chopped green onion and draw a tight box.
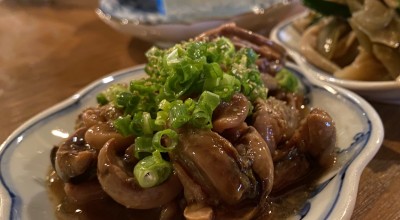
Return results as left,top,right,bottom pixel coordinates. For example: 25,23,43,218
275,68,299,93
184,98,196,112
213,73,241,100
191,91,220,128
169,102,191,129
96,93,109,105
198,91,221,111
152,129,178,152
134,136,154,159
101,84,130,107
166,47,181,65
158,99,171,111
97,36,275,188
133,151,172,188
206,37,235,64
130,79,158,94
116,92,138,112
114,112,157,137
114,115,134,137
230,48,266,101
155,111,168,128
142,112,154,135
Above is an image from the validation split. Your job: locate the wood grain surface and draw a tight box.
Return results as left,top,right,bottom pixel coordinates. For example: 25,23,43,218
0,1,399,219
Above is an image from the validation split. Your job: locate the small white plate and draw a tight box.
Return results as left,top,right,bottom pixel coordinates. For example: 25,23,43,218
96,0,305,47
0,64,383,220
270,12,400,104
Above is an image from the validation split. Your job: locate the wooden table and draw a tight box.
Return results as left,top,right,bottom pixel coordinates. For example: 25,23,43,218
0,1,399,219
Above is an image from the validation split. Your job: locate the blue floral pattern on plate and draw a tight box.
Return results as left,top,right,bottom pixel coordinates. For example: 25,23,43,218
0,63,383,219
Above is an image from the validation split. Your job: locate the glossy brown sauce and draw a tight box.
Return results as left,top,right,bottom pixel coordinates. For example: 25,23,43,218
47,165,329,220
46,170,161,220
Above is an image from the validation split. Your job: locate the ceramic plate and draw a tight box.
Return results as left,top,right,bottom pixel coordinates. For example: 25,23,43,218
270,12,400,104
0,63,383,220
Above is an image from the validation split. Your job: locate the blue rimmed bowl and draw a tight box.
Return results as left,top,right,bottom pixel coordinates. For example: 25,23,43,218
0,63,383,219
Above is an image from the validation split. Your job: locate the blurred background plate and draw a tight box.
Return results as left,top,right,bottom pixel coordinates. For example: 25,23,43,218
270,12,400,105
96,0,305,47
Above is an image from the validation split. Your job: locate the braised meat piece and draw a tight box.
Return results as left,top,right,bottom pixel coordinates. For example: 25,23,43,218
197,23,287,75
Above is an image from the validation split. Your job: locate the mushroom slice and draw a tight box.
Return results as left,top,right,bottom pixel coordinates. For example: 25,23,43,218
85,123,134,150
54,127,97,183
292,108,337,167
272,150,311,194
64,179,108,204
235,126,274,202
212,93,250,133
172,129,253,205
97,138,182,209
78,104,124,129
252,97,300,153
272,108,337,193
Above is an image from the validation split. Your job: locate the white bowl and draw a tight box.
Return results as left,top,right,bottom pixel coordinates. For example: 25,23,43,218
270,12,400,104
0,63,383,220
96,0,305,47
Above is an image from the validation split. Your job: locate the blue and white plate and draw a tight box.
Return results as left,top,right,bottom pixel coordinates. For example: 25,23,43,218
270,12,400,104
0,63,383,220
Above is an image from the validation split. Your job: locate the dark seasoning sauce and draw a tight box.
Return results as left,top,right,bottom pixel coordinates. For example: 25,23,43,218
46,165,332,220
47,169,161,220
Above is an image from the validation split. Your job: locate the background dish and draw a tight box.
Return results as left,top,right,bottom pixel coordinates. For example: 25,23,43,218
270,12,400,104
97,0,305,47
0,64,383,220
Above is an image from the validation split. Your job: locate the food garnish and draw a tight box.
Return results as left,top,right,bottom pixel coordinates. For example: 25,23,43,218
49,24,337,220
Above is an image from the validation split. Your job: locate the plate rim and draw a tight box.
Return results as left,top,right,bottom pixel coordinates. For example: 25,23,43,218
0,63,384,220
0,65,145,220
